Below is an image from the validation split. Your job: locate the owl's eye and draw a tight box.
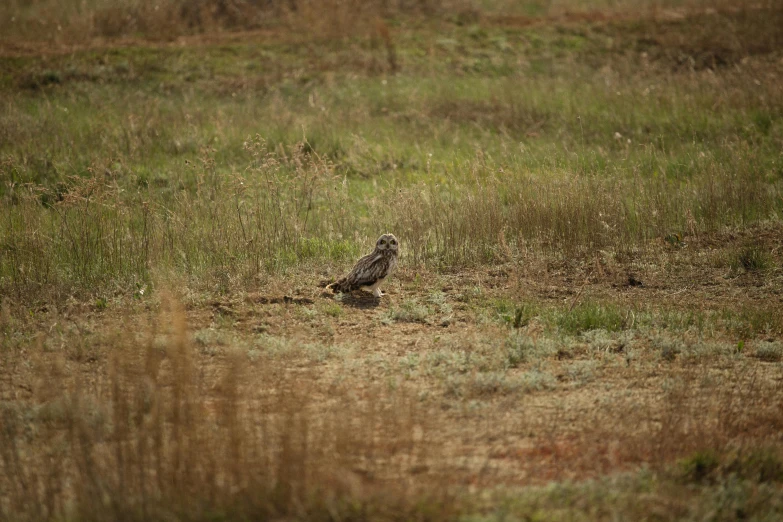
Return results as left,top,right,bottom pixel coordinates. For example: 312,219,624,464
380,239,386,245
390,239,397,245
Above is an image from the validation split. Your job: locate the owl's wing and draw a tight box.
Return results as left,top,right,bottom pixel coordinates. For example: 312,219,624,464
341,252,390,290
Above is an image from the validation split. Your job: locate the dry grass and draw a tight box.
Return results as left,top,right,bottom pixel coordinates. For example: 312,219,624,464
0,292,455,521
0,0,453,45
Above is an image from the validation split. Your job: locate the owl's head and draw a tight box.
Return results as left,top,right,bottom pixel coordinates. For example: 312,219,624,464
375,233,399,253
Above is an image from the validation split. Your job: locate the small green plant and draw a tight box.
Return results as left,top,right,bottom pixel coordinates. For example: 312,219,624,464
322,302,344,318
384,299,430,324
497,301,538,328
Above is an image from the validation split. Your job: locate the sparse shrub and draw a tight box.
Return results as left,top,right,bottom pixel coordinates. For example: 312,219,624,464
504,334,535,368
651,335,685,362
519,368,557,392
580,329,624,352
753,342,783,362
659,342,681,362
465,371,519,397
680,341,736,363
427,291,453,321
564,360,597,385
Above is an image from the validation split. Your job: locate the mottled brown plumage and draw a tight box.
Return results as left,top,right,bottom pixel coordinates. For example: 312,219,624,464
328,233,399,297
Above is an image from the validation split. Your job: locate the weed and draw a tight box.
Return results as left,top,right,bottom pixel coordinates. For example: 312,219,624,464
519,368,558,392
722,307,783,339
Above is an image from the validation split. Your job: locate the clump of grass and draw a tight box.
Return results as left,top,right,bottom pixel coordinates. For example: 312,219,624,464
680,340,737,363
452,371,519,398
1,139,358,302
297,237,359,262
555,302,627,335
729,244,773,273
721,307,783,339
519,368,558,392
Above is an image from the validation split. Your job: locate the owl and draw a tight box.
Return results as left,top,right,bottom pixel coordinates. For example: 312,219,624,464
328,233,399,298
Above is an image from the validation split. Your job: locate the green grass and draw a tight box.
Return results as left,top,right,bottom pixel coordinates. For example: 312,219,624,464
2,9,782,301
556,301,628,334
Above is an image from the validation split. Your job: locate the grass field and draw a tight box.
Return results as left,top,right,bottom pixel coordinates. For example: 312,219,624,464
1,1,783,520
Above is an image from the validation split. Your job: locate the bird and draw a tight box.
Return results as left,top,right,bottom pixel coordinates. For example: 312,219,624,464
328,233,399,298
